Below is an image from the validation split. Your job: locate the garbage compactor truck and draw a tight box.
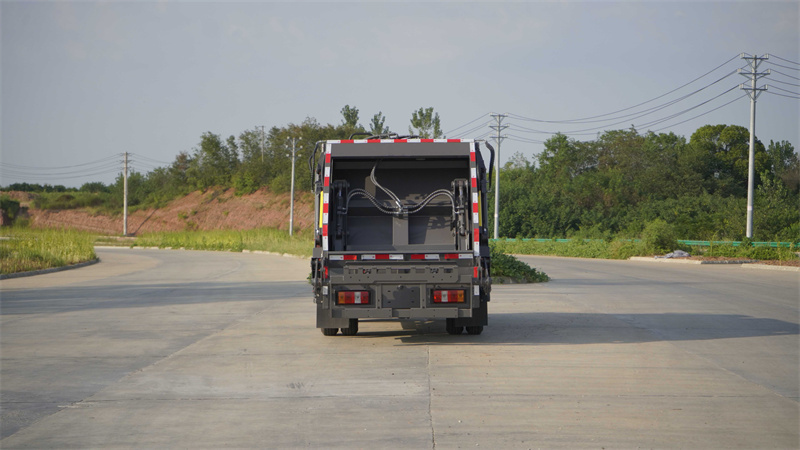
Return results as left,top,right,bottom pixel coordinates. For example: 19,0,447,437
308,135,494,336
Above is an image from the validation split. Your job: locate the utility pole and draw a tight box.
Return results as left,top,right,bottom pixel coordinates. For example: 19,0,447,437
490,113,508,239
123,152,128,236
256,125,266,163
287,137,301,236
739,53,769,239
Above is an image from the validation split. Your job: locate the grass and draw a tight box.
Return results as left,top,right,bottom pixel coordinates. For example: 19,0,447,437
132,229,551,282
491,238,799,262
492,238,634,259
0,228,97,275
133,228,314,257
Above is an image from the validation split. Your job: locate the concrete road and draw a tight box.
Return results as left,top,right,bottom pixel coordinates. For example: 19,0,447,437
1,249,797,448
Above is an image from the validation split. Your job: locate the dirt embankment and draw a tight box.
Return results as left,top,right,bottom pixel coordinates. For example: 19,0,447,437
4,188,315,235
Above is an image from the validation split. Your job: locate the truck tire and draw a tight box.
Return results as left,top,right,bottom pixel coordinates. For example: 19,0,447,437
446,319,464,335
340,319,359,336
466,326,483,335
321,328,339,336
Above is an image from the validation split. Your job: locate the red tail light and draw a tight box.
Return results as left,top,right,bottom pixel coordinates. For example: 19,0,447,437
432,290,465,303
337,291,370,305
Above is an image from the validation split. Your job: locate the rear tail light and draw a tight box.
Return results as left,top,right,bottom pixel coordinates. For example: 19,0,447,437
432,290,465,303
337,291,370,305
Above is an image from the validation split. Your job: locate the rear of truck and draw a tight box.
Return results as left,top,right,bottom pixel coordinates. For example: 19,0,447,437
309,138,493,336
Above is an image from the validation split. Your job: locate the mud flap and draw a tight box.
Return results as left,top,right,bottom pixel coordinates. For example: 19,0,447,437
453,301,487,328
317,308,350,329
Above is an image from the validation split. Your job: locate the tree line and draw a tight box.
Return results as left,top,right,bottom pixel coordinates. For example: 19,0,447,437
3,106,797,241
495,125,798,241
3,105,443,209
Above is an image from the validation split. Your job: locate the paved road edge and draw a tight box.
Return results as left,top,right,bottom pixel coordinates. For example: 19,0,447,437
0,258,100,280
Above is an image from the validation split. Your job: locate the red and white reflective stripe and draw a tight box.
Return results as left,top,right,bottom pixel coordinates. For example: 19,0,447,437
472,193,480,224
321,145,332,251
469,144,481,256
327,139,473,144
360,254,403,260
329,254,357,261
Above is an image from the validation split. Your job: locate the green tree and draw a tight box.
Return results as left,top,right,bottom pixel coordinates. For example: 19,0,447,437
341,105,360,128
766,140,799,192
79,181,110,193
369,111,390,136
688,124,768,196
188,132,239,190
233,128,271,195
409,107,443,138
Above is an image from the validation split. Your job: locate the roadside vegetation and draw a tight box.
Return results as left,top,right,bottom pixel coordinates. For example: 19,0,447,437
492,235,799,264
133,228,314,258
2,107,797,277
489,247,549,283
3,110,796,245
0,227,97,275
493,126,798,243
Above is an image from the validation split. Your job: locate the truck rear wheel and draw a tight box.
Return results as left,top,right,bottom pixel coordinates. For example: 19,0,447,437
466,326,483,335
321,328,339,336
340,319,359,336
446,319,464,335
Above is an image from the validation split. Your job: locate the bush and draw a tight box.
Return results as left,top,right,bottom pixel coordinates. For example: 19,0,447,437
641,219,678,255
608,239,645,259
1,196,21,223
489,246,549,283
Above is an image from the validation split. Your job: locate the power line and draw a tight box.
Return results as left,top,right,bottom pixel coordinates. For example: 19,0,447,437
450,120,493,139
652,93,748,132
770,69,800,81
0,161,121,178
766,91,800,100
768,85,800,96
0,167,121,181
768,77,800,88
506,134,546,144
522,81,743,136
508,53,741,124
511,70,740,136
637,84,742,129
129,153,172,165
444,113,491,136
0,154,122,171
770,54,800,66
764,60,800,71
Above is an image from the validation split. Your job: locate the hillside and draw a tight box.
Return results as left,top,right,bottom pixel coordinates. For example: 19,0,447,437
5,188,315,235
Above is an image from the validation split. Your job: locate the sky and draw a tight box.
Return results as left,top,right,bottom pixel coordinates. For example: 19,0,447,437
2,0,798,188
